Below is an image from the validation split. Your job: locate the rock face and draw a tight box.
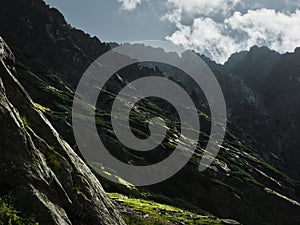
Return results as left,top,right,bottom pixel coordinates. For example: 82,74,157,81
1,0,300,225
0,38,125,225
0,0,110,87
262,49,300,178
152,45,300,181
223,47,300,179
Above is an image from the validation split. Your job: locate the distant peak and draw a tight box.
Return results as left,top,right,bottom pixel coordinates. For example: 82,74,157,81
294,47,300,54
249,45,274,53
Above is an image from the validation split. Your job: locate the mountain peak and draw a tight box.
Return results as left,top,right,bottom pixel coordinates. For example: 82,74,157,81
224,45,281,71
249,45,271,52
248,45,280,56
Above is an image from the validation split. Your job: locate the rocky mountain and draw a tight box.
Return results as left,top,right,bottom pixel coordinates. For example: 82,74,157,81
1,0,300,225
0,38,125,224
0,0,110,86
223,46,300,179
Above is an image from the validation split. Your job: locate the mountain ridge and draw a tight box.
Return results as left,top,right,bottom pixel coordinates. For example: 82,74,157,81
1,0,300,225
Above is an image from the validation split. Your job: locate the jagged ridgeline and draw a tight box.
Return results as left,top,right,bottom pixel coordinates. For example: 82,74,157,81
1,0,300,225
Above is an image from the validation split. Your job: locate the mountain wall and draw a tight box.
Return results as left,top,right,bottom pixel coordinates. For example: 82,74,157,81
0,37,125,225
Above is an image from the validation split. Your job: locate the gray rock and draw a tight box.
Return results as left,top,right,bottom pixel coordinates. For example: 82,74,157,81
0,38,125,225
221,218,241,225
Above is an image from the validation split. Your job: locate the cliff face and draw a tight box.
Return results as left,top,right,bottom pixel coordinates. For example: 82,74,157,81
0,37,125,225
262,48,300,178
223,47,300,179
0,0,110,87
1,0,300,225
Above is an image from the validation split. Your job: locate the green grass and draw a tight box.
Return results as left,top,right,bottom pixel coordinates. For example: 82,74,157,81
211,179,234,189
254,158,300,186
0,198,38,225
108,193,222,225
46,151,61,170
90,162,145,199
123,214,169,225
34,103,51,113
229,165,264,187
20,116,29,127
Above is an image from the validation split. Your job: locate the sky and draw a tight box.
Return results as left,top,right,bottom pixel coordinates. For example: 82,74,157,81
44,0,300,64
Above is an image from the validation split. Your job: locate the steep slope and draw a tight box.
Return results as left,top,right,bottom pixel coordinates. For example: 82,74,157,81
222,47,284,166
0,0,110,87
263,48,300,179
0,38,125,225
0,0,113,149
155,48,285,169
224,46,281,91
223,46,300,179
1,1,300,225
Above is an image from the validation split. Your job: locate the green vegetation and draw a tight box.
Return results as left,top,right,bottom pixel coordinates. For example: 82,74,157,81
108,193,222,225
123,214,169,225
34,103,51,113
145,193,209,215
92,163,141,197
211,179,234,189
20,116,29,127
46,151,61,170
229,164,264,187
254,158,300,186
0,198,38,225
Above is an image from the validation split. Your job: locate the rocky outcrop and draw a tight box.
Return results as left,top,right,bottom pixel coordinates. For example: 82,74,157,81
0,0,110,87
262,48,300,179
223,46,300,179
1,1,300,225
0,38,125,225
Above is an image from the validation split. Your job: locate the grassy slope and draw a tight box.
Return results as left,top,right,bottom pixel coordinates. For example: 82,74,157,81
108,193,223,225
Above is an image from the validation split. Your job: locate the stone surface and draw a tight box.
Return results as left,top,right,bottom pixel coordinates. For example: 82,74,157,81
0,37,125,225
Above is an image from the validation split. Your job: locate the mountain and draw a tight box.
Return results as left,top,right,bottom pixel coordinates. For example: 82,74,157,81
0,0,110,86
1,0,300,225
0,37,125,224
262,48,300,178
223,46,300,179
224,46,281,91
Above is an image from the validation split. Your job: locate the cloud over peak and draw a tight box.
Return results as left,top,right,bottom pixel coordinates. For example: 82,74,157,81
167,9,300,64
116,0,300,63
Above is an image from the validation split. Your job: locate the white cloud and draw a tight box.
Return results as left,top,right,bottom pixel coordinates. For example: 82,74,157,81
226,9,300,53
118,0,144,11
166,18,241,64
166,9,300,64
116,0,300,63
165,0,240,17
